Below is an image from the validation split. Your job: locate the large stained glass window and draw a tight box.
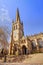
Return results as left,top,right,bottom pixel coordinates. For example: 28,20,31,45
32,40,36,49
37,39,43,48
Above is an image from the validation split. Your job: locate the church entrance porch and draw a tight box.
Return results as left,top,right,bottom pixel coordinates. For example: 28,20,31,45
13,44,18,55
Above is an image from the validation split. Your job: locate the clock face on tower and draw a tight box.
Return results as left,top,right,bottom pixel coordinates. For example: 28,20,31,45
13,31,17,37
13,31,18,41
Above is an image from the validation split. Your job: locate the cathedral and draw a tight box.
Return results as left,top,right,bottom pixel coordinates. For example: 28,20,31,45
9,8,43,55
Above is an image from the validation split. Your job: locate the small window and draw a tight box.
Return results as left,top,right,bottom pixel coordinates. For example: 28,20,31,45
14,26,15,30
24,40,25,43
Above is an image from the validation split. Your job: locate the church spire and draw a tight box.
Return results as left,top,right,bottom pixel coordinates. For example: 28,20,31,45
16,8,20,22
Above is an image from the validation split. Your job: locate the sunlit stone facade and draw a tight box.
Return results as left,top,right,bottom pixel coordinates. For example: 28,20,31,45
9,9,43,55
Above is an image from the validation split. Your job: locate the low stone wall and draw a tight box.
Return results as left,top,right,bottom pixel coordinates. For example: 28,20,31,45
39,48,43,52
0,55,29,63
6,55,27,62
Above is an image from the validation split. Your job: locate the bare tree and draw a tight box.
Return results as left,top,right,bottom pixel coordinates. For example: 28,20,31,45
0,26,10,54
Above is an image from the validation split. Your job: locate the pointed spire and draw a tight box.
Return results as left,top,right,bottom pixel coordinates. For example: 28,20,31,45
16,8,20,22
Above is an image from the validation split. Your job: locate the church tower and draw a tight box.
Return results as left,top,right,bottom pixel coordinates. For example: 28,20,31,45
12,8,24,41
9,8,24,55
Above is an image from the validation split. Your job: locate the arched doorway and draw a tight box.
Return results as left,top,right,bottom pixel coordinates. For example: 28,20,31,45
13,44,18,55
22,45,27,55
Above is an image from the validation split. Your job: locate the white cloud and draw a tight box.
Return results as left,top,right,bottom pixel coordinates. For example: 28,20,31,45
0,7,11,22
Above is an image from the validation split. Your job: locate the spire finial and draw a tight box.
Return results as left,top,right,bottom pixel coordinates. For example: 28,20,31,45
16,8,20,22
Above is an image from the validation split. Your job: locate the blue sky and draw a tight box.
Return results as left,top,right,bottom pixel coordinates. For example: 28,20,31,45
0,0,43,36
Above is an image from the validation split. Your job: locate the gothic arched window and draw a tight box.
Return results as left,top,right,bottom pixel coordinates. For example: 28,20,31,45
14,26,15,30
32,40,36,49
16,25,17,29
37,39,43,48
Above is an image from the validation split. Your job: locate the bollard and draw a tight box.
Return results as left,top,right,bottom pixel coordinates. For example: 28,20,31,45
4,55,7,62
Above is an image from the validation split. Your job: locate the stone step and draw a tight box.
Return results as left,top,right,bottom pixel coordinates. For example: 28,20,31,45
0,63,43,65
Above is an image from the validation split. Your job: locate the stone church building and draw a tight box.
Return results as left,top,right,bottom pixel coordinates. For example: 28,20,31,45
9,9,43,55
